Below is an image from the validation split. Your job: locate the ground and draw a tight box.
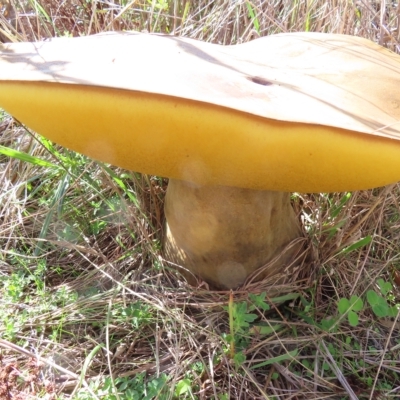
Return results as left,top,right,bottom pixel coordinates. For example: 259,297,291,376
1,1,400,399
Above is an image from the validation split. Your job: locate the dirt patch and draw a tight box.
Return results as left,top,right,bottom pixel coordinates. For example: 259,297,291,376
0,354,56,399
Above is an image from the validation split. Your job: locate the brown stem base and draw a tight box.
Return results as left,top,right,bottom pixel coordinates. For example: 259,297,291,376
163,179,303,289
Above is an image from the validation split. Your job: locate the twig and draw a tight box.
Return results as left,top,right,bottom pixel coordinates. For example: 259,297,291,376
320,340,358,400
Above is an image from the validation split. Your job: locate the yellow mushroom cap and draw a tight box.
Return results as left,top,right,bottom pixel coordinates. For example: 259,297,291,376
0,32,400,192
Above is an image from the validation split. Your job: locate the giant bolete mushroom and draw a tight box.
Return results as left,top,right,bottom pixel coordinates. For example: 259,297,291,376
0,32,400,289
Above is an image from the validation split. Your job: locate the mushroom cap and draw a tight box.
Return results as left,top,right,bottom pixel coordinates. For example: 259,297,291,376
0,31,400,192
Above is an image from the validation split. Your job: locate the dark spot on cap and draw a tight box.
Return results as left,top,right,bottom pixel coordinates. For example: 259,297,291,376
248,76,273,86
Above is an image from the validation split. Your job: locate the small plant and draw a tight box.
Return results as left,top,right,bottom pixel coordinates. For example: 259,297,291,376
174,378,193,398
337,295,363,327
226,290,257,366
335,278,399,329
75,373,168,400
225,291,295,367
113,302,154,329
366,279,399,318
248,291,271,312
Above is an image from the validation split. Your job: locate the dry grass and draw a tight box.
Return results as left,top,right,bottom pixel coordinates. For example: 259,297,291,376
1,1,400,399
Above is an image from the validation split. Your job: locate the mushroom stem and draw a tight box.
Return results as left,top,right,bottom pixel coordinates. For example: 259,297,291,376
164,179,303,289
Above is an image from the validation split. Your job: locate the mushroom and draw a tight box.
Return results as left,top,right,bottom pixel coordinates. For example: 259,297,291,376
0,32,400,289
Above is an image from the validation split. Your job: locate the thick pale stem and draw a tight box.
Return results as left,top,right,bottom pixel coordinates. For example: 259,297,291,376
164,179,303,289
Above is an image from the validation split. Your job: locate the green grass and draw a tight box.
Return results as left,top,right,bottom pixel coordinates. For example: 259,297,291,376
1,0,400,399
